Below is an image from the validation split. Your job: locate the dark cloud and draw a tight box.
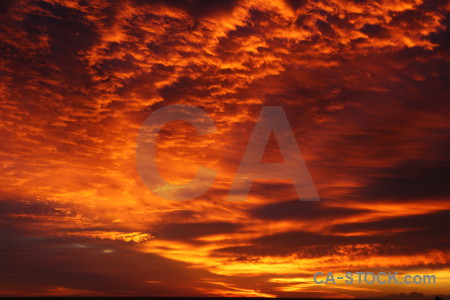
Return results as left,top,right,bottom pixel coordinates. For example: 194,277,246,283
0,228,219,296
361,159,450,201
213,231,357,257
26,2,98,86
316,19,335,38
216,209,450,257
334,209,450,240
132,0,239,19
361,24,389,39
250,200,368,221
215,224,450,258
156,221,241,241
284,0,308,10
0,0,14,15
430,13,450,54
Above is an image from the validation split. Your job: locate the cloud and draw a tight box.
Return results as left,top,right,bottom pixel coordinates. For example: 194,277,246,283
155,221,241,241
359,158,450,201
0,0,449,297
250,200,369,220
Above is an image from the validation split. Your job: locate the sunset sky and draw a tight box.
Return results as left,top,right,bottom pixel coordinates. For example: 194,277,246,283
0,0,450,298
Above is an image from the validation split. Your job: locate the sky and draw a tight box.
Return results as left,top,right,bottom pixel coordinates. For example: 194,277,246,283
0,0,449,298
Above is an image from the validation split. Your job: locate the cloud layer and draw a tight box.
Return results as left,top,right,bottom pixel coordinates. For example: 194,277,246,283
1,0,449,297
